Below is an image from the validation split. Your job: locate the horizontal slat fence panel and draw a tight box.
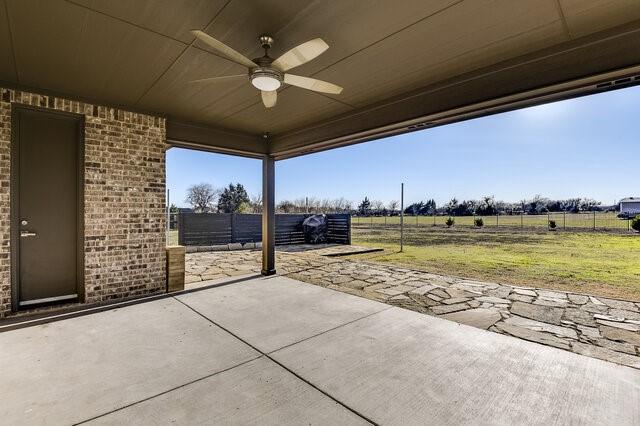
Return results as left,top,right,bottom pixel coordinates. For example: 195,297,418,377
327,214,351,244
276,214,307,245
178,213,350,246
234,214,262,243
178,213,232,245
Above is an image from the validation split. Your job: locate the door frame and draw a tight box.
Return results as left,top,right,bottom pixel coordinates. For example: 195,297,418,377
10,105,85,311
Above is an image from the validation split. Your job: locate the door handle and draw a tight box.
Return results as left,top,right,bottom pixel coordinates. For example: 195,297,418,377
20,231,37,238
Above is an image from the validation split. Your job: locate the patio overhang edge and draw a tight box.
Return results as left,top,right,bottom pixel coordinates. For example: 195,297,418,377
268,20,640,160
166,119,266,159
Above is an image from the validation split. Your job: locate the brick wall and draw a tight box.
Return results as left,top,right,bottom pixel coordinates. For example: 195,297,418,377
0,88,166,317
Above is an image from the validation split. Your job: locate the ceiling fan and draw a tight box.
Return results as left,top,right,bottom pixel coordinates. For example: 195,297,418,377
189,30,343,108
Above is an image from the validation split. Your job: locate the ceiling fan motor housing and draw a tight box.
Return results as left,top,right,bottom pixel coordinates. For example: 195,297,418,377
259,35,274,49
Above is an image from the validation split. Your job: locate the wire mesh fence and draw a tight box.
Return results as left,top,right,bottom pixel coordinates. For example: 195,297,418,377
351,211,633,232
166,212,179,245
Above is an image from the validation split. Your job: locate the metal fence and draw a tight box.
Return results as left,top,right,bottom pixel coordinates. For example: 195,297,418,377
167,212,351,246
352,211,634,232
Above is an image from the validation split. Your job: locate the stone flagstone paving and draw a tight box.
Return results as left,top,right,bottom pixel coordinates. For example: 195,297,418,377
185,248,640,369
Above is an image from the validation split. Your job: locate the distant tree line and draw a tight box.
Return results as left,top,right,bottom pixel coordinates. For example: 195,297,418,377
440,195,606,216
183,184,615,216
277,197,353,213
355,195,612,216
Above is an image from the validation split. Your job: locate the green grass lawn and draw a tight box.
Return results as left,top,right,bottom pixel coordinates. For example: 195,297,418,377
350,225,640,301
167,230,178,246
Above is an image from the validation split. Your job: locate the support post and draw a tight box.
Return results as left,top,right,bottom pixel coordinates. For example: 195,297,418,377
400,183,404,252
262,155,276,275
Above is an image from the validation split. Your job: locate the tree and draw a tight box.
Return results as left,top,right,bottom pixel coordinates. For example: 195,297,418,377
332,197,350,213
475,195,496,215
371,200,385,214
456,200,476,216
446,198,458,215
526,195,549,214
249,194,262,213
320,198,332,213
422,199,436,215
217,183,250,213
277,200,295,213
185,183,217,212
358,197,371,215
388,200,399,214
580,198,601,212
343,199,353,213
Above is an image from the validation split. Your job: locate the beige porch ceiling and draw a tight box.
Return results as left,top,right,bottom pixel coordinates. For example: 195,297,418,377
1,0,640,157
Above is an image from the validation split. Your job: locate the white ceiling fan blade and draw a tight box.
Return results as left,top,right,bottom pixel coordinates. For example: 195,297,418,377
284,74,343,95
188,74,246,84
190,30,257,68
272,38,329,72
261,90,277,108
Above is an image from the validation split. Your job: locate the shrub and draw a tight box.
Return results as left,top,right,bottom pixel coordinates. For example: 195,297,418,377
474,217,484,227
548,219,557,229
445,217,455,227
632,215,640,233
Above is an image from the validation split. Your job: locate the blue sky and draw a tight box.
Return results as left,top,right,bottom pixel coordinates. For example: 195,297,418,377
167,85,640,208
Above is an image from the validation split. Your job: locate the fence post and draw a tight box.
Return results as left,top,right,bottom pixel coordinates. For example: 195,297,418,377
521,212,523,228
384,215,387,228
629,218,631,232
496,214,499,227
400,183,404,252
593,211,596,230
416,214,418,227
563,211,566,229
433,213,436,226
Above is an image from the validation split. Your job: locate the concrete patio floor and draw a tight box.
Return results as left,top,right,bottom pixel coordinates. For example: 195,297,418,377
1,275,639,425
186,249,640,369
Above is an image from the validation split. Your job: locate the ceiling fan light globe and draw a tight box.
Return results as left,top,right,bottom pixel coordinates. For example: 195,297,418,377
251,76,281,91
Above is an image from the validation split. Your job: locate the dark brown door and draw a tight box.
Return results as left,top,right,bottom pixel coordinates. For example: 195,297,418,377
14,108,82,307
